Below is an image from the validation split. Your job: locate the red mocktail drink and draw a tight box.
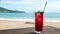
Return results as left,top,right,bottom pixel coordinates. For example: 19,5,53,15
35,11,43,34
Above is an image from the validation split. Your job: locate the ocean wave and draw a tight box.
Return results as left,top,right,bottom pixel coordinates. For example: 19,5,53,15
0,18,34,21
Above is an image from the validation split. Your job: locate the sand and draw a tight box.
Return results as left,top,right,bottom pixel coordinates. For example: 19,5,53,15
0,20,34,30
0,20,60,34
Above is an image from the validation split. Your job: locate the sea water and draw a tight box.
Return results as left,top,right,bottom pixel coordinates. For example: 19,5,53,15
0,12,60,20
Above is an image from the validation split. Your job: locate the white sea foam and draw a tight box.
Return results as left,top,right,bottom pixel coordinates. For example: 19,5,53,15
0,18,34,21
44,20,60,22
0,18,60,22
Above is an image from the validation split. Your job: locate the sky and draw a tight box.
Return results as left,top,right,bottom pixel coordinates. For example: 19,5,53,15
0,0,60,13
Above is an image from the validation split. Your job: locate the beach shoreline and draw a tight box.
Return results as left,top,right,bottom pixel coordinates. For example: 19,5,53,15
0,18,60,22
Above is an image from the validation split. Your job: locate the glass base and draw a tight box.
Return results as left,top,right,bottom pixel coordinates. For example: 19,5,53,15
35,31,42,34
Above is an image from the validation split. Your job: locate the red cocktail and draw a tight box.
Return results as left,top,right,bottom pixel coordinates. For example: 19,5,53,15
35,11,43,34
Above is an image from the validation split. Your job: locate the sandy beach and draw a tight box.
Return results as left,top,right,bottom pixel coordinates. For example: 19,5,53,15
0,20,34,30
0,20,60,34
0,20,60,29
